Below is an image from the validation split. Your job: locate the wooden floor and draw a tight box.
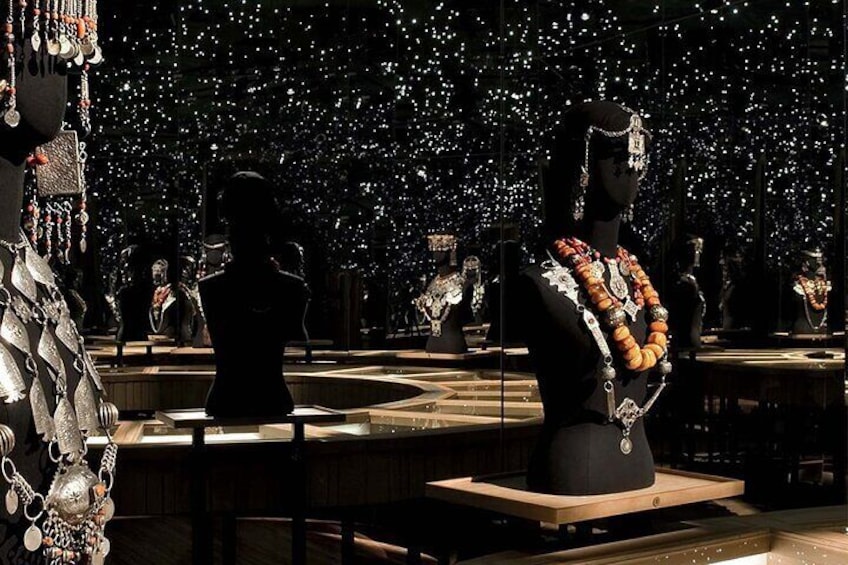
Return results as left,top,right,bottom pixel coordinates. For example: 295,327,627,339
106,517,434,565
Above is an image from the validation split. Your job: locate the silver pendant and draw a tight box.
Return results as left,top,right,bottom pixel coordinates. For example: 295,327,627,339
73,49,85,67
11,254,38,304
619,260,631,277
38,329,66,383
5,488,18,514
31,32,42,53
55,315,80,354
59,37,73,59
80,37,94,56
30,379,55,441
590,260,604,280
74,374,99,433
54,397,84,455
10,296,32,324
0,343,26,403
23,524,42,552
620,436,633,455
100,536,111,556
102,498,115,522
24,248,56,288
608,262,629,300
3,108,20,128
1,309,32,357
46,38,61,56
89,45,103,65
431,320,442,337
622,298,640,322
79,238,88,254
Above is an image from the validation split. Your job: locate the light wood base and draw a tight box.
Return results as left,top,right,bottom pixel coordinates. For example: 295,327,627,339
426,468,744,524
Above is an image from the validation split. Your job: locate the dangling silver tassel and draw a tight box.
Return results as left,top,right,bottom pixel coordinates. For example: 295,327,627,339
573,185,585,221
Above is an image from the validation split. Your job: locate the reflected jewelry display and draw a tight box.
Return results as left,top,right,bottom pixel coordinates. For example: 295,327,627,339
462,256,485,317
0,232,117,563
413,271,465,338
3,0,101,129
574,104,650,221
794,274,830,332
545,237,671,455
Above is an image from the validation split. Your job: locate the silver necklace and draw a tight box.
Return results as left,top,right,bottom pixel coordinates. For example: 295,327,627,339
414,271,465,337
542,252,671,455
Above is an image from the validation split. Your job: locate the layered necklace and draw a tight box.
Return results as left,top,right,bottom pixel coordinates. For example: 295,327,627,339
544,237,672,455
795,274,829,332
0,232,117,564
413,271,465,338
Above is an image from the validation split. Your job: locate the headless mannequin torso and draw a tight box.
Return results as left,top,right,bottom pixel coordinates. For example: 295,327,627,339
668,237,705,349
419,249,472,355
520,102,657,495
200,172,309,418
791,253,829,335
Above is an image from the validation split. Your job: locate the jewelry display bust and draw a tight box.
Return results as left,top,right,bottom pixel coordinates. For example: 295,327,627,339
200,172,309,418
0,25,117,564
668,235,706,349
413,235,473,355
149,259,176,338
519,101,666,495
791,248,830,335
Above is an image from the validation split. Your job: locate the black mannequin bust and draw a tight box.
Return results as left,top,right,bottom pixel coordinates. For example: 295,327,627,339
200,172,309,418
668,235,705,349
415,236,473,355
790,249,829,335
115,244,152,342
519,101,658,495
0,42,86,563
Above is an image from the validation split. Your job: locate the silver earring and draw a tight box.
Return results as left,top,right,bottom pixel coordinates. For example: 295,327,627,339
573,185,586,221
622,204,634,223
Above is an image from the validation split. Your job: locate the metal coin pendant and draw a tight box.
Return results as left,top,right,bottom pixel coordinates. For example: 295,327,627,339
73,49,85,67
620,437,633,455
3,108,20,128
89,46,103,65
23,524,42,551
5,488,18,514
102,497,115,522
59,37,73,59
80,37,94,56
46,38,61,56
100,536,112,556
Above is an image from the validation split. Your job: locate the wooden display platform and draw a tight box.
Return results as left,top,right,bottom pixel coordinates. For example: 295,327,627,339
426,468,744,524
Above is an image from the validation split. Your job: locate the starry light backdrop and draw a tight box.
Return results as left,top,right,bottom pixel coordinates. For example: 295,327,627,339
82,0,844,332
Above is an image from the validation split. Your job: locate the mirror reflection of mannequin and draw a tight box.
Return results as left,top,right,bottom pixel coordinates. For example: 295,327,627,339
177,255,199,345
790,248,830,335
413,235,473,355
668,235,706,350
519,102,667,495
200,172,309,417
149,258,177,338
116,244,152,342
718,245,756,331
192,235,231,347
